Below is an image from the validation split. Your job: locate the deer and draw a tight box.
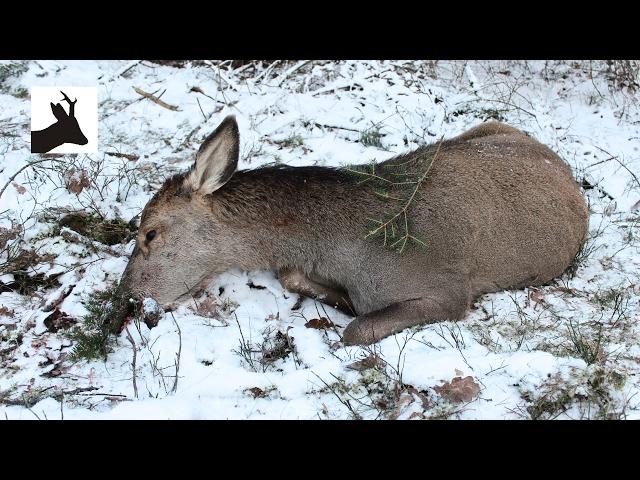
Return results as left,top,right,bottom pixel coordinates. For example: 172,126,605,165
31,91,88,153
115,115,589,345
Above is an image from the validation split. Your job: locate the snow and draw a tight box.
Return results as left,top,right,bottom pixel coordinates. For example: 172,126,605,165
1,60,640,419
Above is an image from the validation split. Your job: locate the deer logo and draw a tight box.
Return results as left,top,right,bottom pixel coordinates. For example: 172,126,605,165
31,90,88,153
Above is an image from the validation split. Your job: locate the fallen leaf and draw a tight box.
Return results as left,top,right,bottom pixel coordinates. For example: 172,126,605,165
65,168,91,194
346,354,386,371
43,308,77,333
304,317,334,330
246,387,264,398
434,376,481,404
0,225,20,249
12,182,26,194
529,289,547,308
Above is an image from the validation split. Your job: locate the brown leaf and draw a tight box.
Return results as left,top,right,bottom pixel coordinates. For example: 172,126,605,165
12,182,26,194
404,385,434,409
194,296,220,319
304,317,334,330
0,225,20,249
41,360,71,378
65,168,91,194
246,387,264,398
434,376,481,404
529,288,547,308
346,354,386,371
43,308,77,333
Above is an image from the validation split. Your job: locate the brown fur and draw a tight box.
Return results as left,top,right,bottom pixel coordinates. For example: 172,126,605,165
121,117,589,345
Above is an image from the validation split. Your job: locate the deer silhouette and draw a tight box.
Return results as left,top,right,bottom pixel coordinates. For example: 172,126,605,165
31,91,88,153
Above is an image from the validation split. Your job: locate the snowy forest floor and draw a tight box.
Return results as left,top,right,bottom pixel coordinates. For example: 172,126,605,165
1,60,639,419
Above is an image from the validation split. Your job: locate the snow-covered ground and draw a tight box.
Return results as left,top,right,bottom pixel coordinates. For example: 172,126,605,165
1,60,639,419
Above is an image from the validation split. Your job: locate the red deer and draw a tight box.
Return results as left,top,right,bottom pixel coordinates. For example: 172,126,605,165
117,116,589,345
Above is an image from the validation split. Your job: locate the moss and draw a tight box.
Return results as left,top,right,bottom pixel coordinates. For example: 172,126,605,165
10,87,29,99
67,283,139,362
281,135,304,148
59,212,136,246
0,245,60,295
0,61,28,92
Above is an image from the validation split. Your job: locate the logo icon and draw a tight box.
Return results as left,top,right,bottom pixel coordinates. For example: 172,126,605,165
30,86,97,153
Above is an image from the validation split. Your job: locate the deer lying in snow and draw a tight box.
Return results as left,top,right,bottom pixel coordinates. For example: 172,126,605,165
118,116,588,345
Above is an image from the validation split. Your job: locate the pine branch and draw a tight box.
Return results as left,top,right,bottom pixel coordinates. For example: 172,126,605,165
363,138,444,254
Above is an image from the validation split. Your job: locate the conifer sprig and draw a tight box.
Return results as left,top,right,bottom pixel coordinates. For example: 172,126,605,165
344,138,443,254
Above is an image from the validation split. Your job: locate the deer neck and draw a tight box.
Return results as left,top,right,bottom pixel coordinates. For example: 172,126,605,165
214,166,365,272
32,122,67,152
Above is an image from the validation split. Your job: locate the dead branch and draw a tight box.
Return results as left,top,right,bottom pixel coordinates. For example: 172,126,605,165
170,312,182,394
125,326,139,399
133,86,180,111
0,158,65,201
105,151,139,161
593,146,640,191
312,122,360,133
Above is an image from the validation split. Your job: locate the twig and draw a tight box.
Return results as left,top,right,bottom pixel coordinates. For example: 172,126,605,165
365,138,444,253
105,151,139,161
311,371,362,420
272,60,312,87
311,82,363,96
212,64,241,92
170,312,182,394
125,326,139,399
133,86,180,111
585,155,618,169
313,122,360,133
0,158,64,200
196,97,207,121
594,146,640,190
62,386,100,395
102,60,142,83
252,60,281,83
189,86,218,102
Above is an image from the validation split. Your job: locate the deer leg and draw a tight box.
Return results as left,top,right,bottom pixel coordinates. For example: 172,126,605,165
342,290,471,346
278,267,355,315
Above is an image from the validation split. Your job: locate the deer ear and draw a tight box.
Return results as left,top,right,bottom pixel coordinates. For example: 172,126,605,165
50,103,67,121
184,115,239,195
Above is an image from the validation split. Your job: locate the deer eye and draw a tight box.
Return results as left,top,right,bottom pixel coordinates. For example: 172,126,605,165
145,230,157,243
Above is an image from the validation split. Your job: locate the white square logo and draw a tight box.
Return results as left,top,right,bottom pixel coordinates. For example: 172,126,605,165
30,86,97,153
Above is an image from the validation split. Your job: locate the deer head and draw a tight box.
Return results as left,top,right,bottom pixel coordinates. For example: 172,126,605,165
52,91,88,145
31,90,88,153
